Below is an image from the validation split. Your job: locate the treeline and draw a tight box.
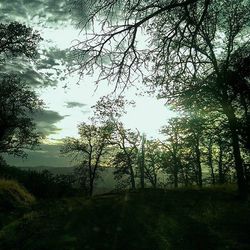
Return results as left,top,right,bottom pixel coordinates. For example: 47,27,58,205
68,0,250,200
61,97,250,196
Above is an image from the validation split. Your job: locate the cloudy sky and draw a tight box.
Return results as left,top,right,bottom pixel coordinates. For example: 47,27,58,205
1,0,175,167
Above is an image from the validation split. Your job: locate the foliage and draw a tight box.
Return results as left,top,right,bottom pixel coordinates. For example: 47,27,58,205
61,121,114,195
0,21,43,157
0,22,42,60
0,75,43,157
72,0,250,197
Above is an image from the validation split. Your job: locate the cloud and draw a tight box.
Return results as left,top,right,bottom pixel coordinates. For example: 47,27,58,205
65,101,87,108
0,46,74,87
0,1,83,88
0,58,58,87
33,110,67,136
0,0,66,25
0,0,88,27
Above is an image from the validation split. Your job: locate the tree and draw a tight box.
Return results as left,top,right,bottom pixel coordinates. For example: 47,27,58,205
72,0,250,197
0,22,41,59
61,121,114,196
161,118,185,188
0,75,43,157
143,139,162,188
71,0,208,87
138,133,146,188
150,0,250,197
112,122,140,190
91,95,140,190
0,21,43,157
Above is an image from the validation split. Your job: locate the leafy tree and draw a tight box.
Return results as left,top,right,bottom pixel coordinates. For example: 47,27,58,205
72,0,250,197
0,22,43,157
91,95,141,190
143,139,162,188
151,0,250,197
61,121,114,196
112,122,141,190
0,22,41,59
161,118,185,188
0,75,43,157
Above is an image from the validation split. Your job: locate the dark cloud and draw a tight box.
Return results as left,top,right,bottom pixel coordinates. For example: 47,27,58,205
4,143,71,167
0,0,67,25
0,46,74,87
0,0,88,27
0,57,58,86
35,47,74,83
65,101,87,108
0,0,84,88
33,110,67,136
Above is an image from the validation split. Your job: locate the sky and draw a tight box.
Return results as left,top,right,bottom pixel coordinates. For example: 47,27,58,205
1,0,175,167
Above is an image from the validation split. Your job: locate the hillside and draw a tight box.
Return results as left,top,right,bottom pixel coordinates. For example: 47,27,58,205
20,166,117,194
0,187,250,250
0,179,35,211
20,166,74,175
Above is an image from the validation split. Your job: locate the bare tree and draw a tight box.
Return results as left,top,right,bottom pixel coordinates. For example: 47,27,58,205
71,0,208,89
0,22,41,59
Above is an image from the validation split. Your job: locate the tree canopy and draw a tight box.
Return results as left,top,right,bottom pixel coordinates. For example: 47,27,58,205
72,0,250,197
0,22,43,157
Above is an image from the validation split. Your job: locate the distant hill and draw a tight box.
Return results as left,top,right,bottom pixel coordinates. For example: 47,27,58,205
20,166,117,194
20,166,74,175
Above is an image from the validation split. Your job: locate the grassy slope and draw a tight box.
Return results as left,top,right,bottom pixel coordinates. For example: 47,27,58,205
0,179,35,228
0,179,35,208
0,187,250,250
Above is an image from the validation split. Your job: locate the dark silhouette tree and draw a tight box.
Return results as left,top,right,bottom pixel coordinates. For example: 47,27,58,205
0,76,43,157
143,139,162,188
138,133,146,189
112,122,140,190
0,21,43,157
0,22,41,59
72,0,250,197
161,118,185,188
61,121,114,196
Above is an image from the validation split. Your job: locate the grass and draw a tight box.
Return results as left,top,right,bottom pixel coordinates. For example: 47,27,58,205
0,179,35,227
0,179,35,209
0,187,249,250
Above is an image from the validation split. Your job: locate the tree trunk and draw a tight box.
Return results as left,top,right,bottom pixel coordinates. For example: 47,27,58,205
218,143,224,184
153,162,157,188
223,102,247,199
173,169,178,188
195,142,202,188
208,139,215,185
139,135,145,188
89,177,94,196
128,158,136,189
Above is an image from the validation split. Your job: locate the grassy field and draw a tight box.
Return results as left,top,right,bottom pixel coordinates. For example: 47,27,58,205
0,187,250,250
